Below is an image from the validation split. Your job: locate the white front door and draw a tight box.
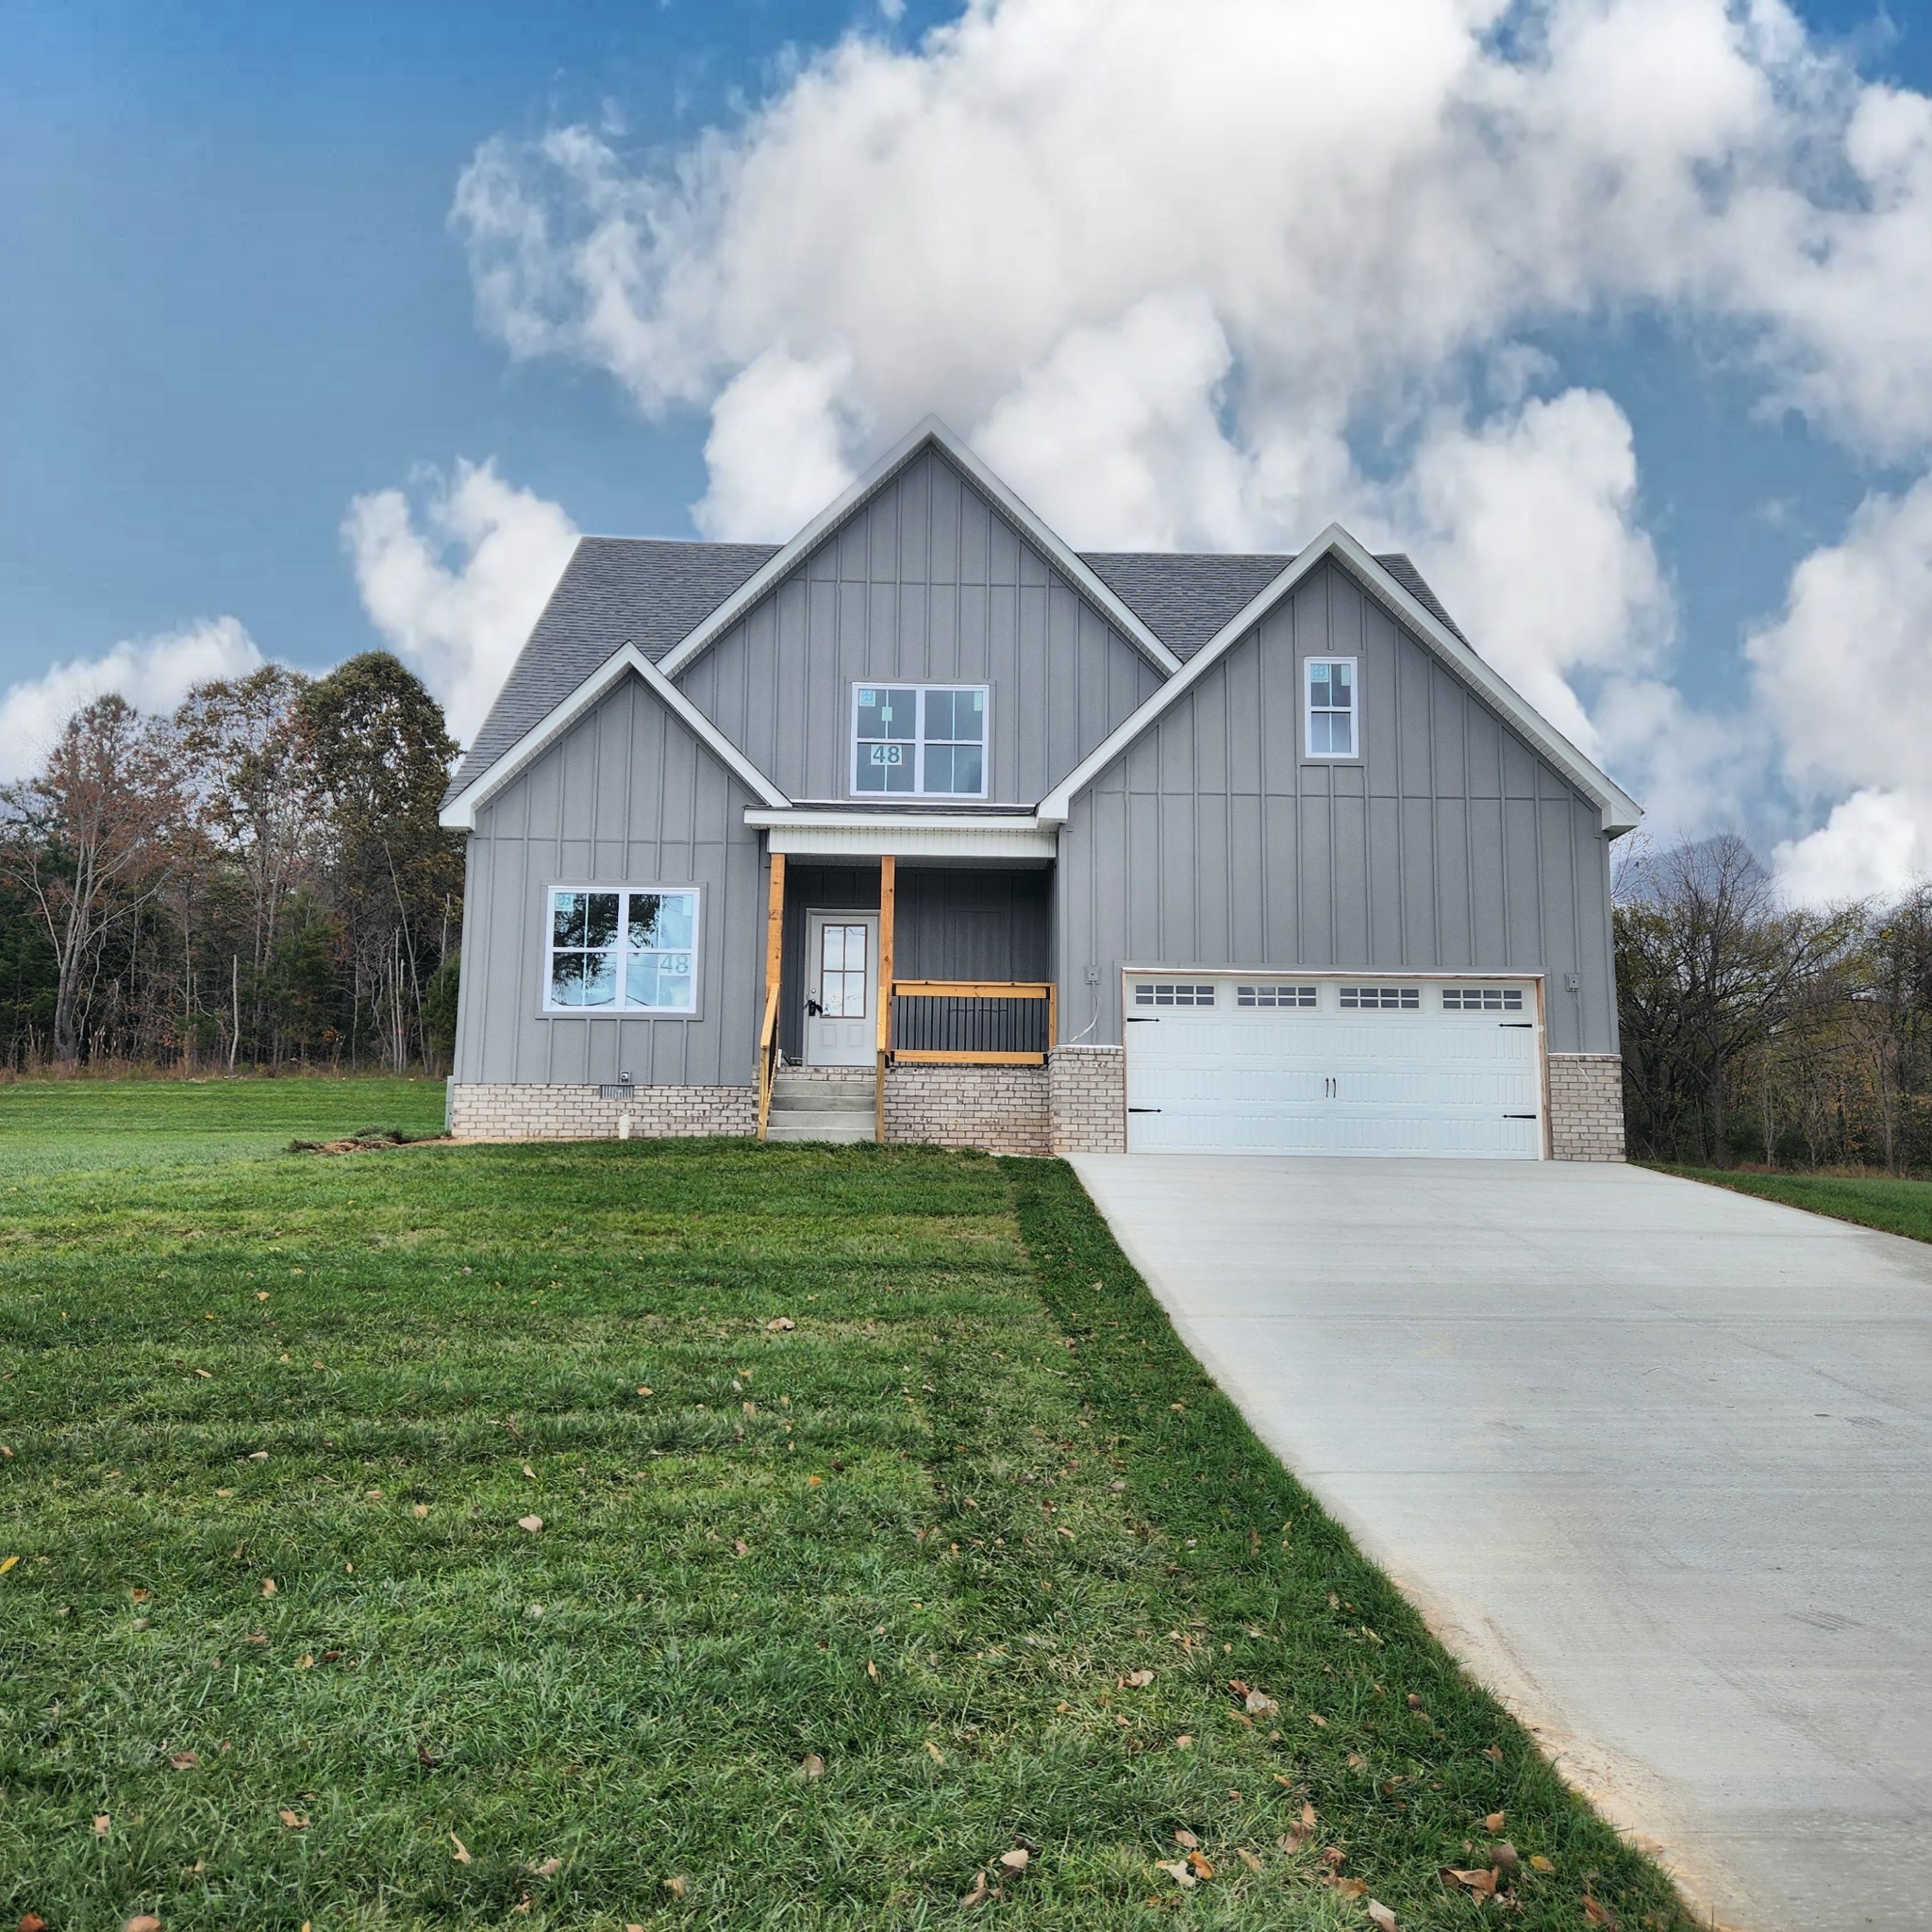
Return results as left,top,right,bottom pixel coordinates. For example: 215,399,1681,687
804,911,880,1067
1125,974,1544,1158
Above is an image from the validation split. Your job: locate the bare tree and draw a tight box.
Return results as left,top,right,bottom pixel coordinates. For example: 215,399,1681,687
1615,834,1858,1164
0,696,184,1064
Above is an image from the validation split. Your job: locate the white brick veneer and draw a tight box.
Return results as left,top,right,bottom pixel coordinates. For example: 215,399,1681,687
883,1063,1050,1155
1547,1054,1626,1161
1049,1046,1125,1154
448,1083,756,1141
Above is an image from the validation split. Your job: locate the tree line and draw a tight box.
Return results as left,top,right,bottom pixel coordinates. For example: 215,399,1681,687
0,654,463,1075
1616,834,1932,1173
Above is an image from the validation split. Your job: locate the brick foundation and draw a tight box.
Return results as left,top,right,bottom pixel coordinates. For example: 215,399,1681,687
1049,1046,1125,1154
882,1062,1050,1156
1547,1053,1626,1161
448,1082,756,1141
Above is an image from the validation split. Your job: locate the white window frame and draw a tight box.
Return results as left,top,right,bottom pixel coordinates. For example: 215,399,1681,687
1304,656,1359,760
849,682,991,799
542,884,702,1017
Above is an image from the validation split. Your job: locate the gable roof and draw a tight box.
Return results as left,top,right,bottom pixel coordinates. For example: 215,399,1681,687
1078,549,1468,661
440,641,790,830
1041,525,1642,837
651,419,1185,682
446,537,776,807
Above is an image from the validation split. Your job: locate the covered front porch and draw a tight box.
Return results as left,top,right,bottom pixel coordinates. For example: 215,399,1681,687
750,816,1060,1143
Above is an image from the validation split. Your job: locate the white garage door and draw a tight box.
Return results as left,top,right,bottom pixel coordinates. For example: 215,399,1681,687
1124,974,1543,1158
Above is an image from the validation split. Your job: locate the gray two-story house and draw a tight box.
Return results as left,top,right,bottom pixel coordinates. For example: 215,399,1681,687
440,420,1638,1160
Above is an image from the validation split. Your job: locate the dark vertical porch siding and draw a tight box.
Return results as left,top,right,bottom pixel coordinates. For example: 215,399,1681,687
1055,560,1620,1053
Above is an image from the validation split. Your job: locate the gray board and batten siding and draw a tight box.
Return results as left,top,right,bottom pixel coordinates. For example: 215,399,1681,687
1054,558,1620,1055
672,447,1167,803
455,672,765,1089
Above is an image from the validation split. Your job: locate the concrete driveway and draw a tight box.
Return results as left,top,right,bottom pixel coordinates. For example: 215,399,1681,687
1070,1155,1932,1932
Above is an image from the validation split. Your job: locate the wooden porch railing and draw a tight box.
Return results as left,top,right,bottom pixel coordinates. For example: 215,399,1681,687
886,979,1057,1065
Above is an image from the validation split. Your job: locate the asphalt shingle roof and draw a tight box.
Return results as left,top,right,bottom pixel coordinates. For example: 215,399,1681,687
446,535,1468,802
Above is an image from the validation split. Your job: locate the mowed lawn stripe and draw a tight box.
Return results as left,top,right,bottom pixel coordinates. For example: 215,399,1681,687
2,1104,1691,1929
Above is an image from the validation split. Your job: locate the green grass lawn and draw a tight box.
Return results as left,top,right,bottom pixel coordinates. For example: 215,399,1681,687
2,1086,1692,1930
1652,1164,1932,1243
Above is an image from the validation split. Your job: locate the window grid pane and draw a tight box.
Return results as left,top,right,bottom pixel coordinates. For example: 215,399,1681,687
1236,984,1319,1008
1307,659,1357,758
1133,982,1217,1007
549,887,698,1014
854,683,987,797
1339,985,1420,1010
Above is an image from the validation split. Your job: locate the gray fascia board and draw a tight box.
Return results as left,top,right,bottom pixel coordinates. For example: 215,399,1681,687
1039,525,1642,835
654,418,1183,683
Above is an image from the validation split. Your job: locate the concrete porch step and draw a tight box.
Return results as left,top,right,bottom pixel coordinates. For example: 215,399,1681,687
767,1074,877,1142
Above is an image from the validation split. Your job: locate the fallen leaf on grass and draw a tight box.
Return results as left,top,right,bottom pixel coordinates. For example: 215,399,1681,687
93,1813,111,1836
1279,1802,1319,1854
1490,1840,1520,1871
1174,1734,1194,1749
865,1658,878,1682
526,1857,562,1878
1122,1669,1155,1688
412,1504,429,1519
1441,1866,1498,1898
448,1832,471,1864
417,1743,441,1768
733,1540,749,1557
1367,1903,1398,1930
522,1463,537,1480
248,1450,269,1461
278,1810,308,1830
662,1875,688,1898
1482,1743,1504,1762
130,1587,150,1603
1244,1690,1279,1715
1485,1810,1506,1832
193,1369,212,1380
997,1846,1031,1877
1529,1854,1556,1874
167,1751,198,1771
1307,1712,1327,1727
1236,1848,1263,1873
21,1913,50,1931
517,1516,543,1533
1583,1896,1619,1928
1154,1859,1197,1890
260,1577,276,1597
959,1874,991,1907
796,1753,825,1781
124,1918,162,1932
925,1740,944,1763
1332,1874,1367,1899
0,1556,19,1577
765,1317,795,1331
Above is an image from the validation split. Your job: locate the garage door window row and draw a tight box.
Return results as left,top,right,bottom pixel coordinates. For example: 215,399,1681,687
1132,979,1529,1015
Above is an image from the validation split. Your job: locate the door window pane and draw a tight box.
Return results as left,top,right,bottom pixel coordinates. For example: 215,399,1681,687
819,923,868,1018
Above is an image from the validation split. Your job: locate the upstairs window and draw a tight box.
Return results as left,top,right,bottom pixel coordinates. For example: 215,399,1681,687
546,887,699,1014
852,684,988,797
1305,657,1357,758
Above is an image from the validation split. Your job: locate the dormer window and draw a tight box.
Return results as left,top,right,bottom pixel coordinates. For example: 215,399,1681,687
851,684,988,797
1305,657,1357,758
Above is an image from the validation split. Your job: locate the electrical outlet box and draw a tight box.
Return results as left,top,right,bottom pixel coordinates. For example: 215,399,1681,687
1084,965,1101,986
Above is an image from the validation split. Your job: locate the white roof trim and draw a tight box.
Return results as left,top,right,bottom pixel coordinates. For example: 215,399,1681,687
1039,525,1643,836
653,417,1183,681
439,643,791,830
747,808,1056,861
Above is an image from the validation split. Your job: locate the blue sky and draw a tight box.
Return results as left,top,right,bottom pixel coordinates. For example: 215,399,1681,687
5,0,1932,898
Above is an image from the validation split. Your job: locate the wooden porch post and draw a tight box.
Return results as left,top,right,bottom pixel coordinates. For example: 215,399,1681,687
875,854,896,1143
757,852,786,1139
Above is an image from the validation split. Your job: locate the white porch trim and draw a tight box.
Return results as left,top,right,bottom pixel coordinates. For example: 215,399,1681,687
745,808,1057,861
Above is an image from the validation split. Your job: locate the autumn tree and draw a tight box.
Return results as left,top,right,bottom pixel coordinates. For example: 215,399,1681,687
295,653,462,1071
0,695,185,1063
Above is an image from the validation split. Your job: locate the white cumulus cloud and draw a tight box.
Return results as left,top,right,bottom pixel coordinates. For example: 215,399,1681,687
446,0,1932,885
1748,472,1932,905
0,618,264,784
342,459,580,745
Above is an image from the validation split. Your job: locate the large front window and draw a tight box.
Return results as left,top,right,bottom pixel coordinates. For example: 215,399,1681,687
546,887,699,1013
851,684,989,797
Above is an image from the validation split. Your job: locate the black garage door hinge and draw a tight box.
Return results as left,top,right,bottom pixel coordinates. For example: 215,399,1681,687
1125,1016,1159,1023
1504,1113,1539,1120
1127,1107,1162,1113
1501,1022,1533,1028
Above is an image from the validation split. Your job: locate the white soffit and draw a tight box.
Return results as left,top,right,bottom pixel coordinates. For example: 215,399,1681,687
744,808,1057,860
